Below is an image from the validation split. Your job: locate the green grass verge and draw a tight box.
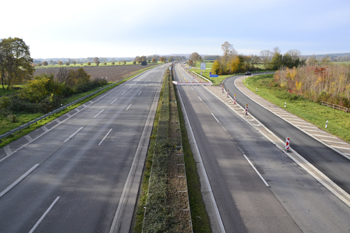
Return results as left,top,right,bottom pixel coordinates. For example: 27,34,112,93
174,85,212,232
244,74,350,143
0,65,156,148
0,85,23,96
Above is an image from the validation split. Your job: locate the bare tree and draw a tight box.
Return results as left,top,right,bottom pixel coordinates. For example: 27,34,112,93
56,67,69,83
260,50,272,69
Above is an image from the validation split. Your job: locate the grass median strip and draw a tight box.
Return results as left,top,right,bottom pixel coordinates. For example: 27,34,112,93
244,74,350,143
134,68,194,232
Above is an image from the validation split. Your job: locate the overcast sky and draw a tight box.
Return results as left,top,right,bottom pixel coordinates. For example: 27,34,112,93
1,0,349,58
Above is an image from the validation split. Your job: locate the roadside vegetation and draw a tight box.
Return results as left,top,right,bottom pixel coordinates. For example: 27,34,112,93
244,74,350,143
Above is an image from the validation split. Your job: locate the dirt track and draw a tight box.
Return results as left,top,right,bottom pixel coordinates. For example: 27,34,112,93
34,65,157,82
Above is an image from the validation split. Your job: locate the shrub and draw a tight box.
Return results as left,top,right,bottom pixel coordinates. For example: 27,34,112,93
7,114,17,123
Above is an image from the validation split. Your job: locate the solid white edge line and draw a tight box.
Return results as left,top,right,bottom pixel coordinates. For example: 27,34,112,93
0,164,39,198
138,91,142,95
126,104,132,111
176,85,226,232
198,96,202,101
63,127,83,143
243,155,269,187
99,128,112,146
93,109,105,118
211,113,220,123
28,196,60,233
122,91,126,95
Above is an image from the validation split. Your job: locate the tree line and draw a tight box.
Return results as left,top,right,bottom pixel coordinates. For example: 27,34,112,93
274,64,350,108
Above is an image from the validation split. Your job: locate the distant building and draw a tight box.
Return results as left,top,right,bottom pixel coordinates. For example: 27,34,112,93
141,61,147,66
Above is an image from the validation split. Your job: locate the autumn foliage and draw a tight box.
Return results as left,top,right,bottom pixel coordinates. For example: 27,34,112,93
273,64,350,107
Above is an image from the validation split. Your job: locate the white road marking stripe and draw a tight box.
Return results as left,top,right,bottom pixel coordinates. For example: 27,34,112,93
111,98,118,104
191,87,194,90
322,139,348,145
126,104,132,111
93,109,105,118
198,96,202,101
138,91,142,96
243,154,269,187
313,134,338,139
211,113,219,123
122,91,126,95
64,127,83,143
0,164,39,198
99,128,112,146
332,146,350,150
298,125,317,129
3,146,12,156
25,135,33,142
29,196,60,233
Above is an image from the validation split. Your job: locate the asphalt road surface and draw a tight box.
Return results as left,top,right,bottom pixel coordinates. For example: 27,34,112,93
0,65,167,233
174,64,350,233
224,74,350,194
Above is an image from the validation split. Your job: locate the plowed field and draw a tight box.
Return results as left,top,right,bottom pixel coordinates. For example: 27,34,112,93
34,65,156,82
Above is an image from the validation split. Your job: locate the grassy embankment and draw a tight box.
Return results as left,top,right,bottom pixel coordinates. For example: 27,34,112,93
244,74,350,143
134,69,211,233
0,65,156,147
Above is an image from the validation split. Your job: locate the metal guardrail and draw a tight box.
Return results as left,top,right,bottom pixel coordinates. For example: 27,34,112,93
0,69,150,141
321,101,349,113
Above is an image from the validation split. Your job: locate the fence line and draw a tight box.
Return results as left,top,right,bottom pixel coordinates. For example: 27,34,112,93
321,101,349,113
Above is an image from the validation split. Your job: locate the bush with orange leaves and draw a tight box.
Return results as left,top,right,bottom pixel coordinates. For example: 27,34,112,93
273,64,350,108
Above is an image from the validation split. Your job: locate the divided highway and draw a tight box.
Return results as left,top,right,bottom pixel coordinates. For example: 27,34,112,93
174,64,350,233
0,65,167,233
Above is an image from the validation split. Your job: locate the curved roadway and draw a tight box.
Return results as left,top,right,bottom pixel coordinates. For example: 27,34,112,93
224,75,350,194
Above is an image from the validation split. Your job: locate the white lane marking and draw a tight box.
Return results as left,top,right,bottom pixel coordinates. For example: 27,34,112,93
243,155,269,187
322,139,348,145
110,98,118,104
122,91,126,95
99,128,112,146
211,113,219,123
298,125,317,129
176,87,226,233
93,109,105,118
331,146,350,150
25,135,33,142
3,146,12,156
0,164,39,198
198,96,202,101
191,87,194,90
126,104,132,111
63,127,83,143
138,91,142,96
313,134,338,139
29,196,60,233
